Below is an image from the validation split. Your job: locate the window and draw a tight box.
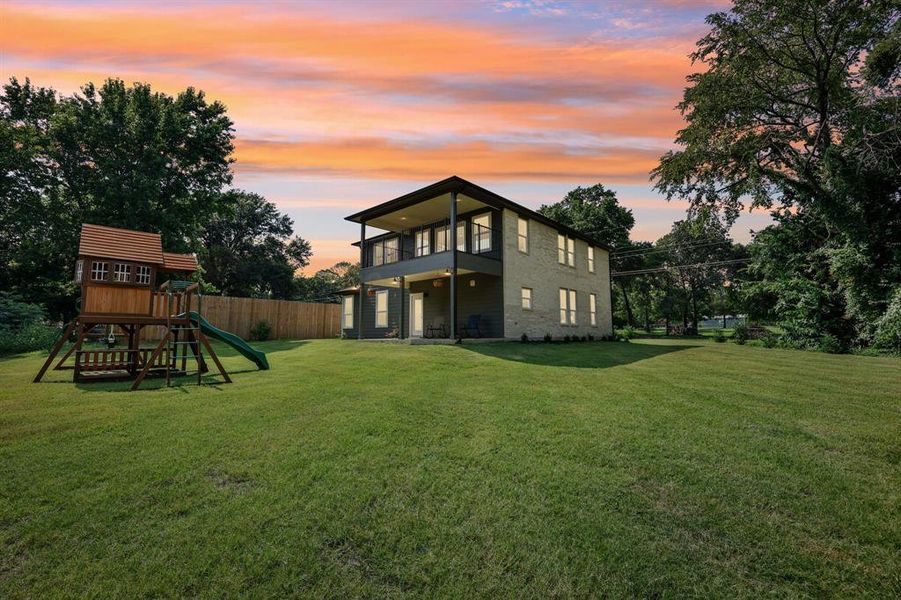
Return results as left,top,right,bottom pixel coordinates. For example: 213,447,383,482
559,288,577,325
385,238,399,263
569,289,577,324
113,263,131,283
373,243,384,266
375,290,388,328
415,229,431,257
342,295,354,329
589,293,597,326
517,218,529,253
521,287,532,310
588,246,595,273
435,225,448,253
90,261,108,281
557,234,566,264
567,237,575,267
74,260,83,284
456,221,466,251
559,288,568,324
136,265,151,285
471,213,491,253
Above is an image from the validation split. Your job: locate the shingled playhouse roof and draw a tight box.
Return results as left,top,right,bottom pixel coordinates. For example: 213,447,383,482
78,224,197,271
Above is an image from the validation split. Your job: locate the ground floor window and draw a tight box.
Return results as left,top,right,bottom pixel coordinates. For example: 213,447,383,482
375,290,388,328
590,293,597,326
559,288,577,325
74,260,83,284
521,287,532,310
342,295,354,329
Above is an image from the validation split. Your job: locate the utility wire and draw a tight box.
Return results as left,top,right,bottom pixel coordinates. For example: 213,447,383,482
611,258,751,277
611,239,733,258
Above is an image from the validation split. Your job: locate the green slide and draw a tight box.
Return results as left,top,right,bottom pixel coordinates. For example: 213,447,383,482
182,311,270,370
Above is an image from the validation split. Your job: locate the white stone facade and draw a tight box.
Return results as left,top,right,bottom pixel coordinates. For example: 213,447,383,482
501,209,613,339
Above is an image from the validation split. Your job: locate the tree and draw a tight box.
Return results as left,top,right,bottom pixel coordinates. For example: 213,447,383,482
198,190,311,298
651,0,900,348
295,262,360,303
1,77,235,313
656,213,735,332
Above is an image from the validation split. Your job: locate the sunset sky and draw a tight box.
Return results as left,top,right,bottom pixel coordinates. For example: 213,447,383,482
1,0,771,273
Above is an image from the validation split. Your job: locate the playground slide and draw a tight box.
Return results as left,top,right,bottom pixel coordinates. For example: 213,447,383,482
182,311,270,370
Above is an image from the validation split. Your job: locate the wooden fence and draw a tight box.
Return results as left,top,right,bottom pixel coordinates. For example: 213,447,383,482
141,295,341,341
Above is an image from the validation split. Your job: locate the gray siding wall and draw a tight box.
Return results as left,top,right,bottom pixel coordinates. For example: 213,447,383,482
408,273,504,337
340,285,407,339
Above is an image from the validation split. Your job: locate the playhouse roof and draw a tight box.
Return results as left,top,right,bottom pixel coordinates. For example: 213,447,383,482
78,224,199,272
79,224,165,264
162,252,199,272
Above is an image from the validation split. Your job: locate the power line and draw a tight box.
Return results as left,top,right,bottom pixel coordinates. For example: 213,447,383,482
611,239,733,259
611,258,751,277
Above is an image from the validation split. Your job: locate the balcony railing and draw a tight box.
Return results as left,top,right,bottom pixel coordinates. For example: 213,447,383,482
363,222,500,268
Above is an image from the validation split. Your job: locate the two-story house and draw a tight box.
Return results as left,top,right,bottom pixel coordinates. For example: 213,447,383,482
339,176,613,341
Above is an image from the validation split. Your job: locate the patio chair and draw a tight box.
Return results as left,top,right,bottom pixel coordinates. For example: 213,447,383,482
426,319,447,339
460,314,482,338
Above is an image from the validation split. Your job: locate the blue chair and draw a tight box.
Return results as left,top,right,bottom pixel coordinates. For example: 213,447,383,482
460,314,482,338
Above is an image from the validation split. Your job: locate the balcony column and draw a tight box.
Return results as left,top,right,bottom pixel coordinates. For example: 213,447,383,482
358,221,365,340
399,276,405,339
449,191,458,340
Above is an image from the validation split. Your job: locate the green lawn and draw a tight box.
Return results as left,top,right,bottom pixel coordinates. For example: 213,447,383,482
1,339,899,597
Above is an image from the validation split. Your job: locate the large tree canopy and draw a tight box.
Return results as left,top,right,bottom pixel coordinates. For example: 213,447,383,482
198,190,312,299
653,0,900,350
1,77,235,309
537,184,634,248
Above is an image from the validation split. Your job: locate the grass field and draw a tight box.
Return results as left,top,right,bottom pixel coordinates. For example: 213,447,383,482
1,338,899,597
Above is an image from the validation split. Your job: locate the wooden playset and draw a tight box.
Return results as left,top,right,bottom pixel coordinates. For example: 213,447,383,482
33,224,268,390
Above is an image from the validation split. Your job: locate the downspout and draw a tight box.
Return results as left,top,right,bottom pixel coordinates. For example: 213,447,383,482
358,221,365,340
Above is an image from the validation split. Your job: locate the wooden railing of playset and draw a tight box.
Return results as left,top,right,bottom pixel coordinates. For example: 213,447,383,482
75,348,168,372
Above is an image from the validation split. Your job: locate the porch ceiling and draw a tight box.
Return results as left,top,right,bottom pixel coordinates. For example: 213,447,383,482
363,193,488,232
367,268,481,287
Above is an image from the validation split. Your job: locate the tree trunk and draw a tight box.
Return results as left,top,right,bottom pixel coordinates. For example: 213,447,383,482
691,288,699,332
617,280,635,326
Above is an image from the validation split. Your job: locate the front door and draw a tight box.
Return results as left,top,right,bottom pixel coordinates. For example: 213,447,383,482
409,293,424,337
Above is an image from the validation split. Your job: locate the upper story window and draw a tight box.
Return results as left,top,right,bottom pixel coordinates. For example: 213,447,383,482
375,290,388,328
456,221,466,252
567,237,575,267
342,295,354,329
435,225,448,253
74,260,83,284
588,246,595,273
517,217,529,253
136,265,151,285
113,263,132,283
90,261,108,281
384,237,399,263
374,243,384,266
557,234,575,266
415,229,431,257
471,213,491,253
558,234,566,264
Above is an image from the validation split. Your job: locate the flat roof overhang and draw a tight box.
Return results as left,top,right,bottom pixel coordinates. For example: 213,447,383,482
345,175,612,250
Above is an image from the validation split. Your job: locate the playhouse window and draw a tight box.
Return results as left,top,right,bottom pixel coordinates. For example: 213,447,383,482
91,261,108,281
136,265,151,285
74,260,83,284
113,263,132,283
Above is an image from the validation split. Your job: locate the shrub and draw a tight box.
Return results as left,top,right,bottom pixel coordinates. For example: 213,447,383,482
872,289,901,353
563,334,571,343
817,334,842,354
581,335,588,342
712,329,726,343
543,333,552,343
587,333,594,342
618,326,636,341
732,323,749,344
0,294,46,329
0,322,59,355
520,333,529,343
249,320,272,341
761,333,779,348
